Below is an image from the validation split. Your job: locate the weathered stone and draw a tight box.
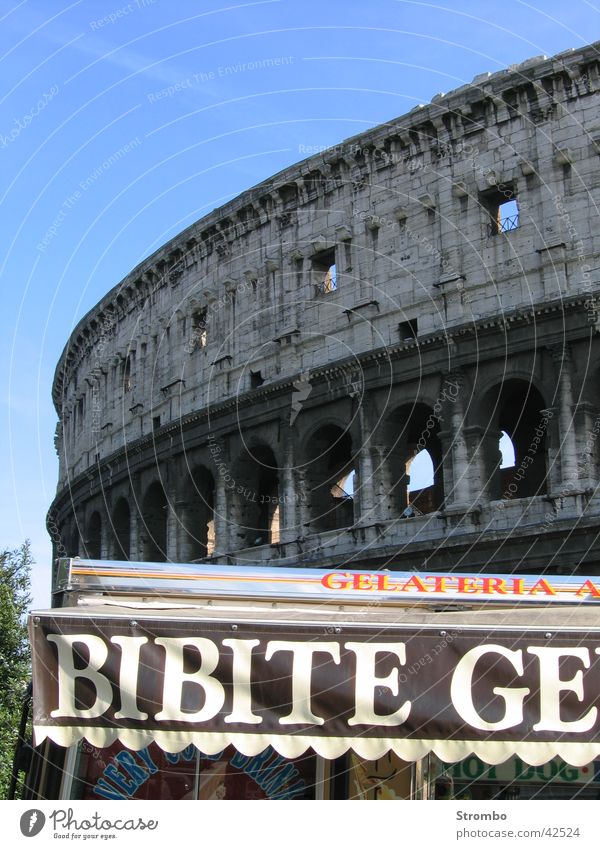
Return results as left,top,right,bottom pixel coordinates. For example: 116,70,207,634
48,41,600,579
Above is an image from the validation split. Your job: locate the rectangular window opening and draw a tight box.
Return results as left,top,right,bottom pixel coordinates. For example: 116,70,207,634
312,247,337,294
122,356,133,393
192,308,208,349
482,185,519,235
399,319,418,341
499,198,519,232
250,370,264,389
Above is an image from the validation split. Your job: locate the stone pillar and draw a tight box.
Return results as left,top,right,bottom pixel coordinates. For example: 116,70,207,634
129,497,139,561
176,500,193,562
550,345,579,490
165,489,179,562
279,433,297,543
213,474,229,556
463,425,487,503
100,511,110,560
209,437,230,557
357,447,375,523
543,408,561,495
295,468,312,535
371,443,394,521
575,402,600,489
356,405,376,524
444,372,471,507
475,428,503,501
436,179,463,287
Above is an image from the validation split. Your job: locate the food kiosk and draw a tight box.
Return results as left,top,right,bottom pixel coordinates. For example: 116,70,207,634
23,559,600,800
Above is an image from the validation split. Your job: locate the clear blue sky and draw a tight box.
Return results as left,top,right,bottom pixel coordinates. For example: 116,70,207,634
1,0,598,608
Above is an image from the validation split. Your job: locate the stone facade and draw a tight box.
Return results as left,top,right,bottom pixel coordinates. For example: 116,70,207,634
49,41,600,588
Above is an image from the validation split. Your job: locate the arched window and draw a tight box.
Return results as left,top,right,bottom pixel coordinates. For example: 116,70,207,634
407,449,434,489
386,403,444,517
69,525,80,557
312,248,337,294
499,430,516,469
182,467,215,560
306,425,355,531
121,354,133,392
141,482,168,562
231,446,280,548
332,469,355,497
406,449,435,515
494,381,548,499
323,263,337,292
112,498,131,559
85,512,102,559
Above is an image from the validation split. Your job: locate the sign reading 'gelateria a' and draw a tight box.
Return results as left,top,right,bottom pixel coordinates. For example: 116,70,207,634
30,612,600,765
59,559,600,604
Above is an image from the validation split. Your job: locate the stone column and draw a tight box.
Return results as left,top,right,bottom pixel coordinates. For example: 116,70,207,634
437,178,464,289
208,436,231,557
100,511,110,560
126,474,142,561
279,432,297,543
574,402,600,489
550,345,579,490
295,468,312,535
371,443,394,521
128,497,139,561
165,489,179,562
213,474,229,557
356,405,376,524
543,409,561,495
463,425,487,503
473,428,503,502
444,372,471,507
176,500,193,562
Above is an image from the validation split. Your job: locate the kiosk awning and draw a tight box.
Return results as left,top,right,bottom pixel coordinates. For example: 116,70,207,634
30,598,600,766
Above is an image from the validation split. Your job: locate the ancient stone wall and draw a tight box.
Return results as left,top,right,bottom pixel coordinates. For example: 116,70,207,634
49,41,600,582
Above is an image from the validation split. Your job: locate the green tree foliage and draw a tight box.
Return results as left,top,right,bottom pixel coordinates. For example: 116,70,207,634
0,541,32,799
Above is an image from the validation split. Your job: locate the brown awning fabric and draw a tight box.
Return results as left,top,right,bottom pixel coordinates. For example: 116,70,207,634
30,605,600,765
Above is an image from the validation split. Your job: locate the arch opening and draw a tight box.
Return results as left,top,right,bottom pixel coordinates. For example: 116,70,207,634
499,431,516,469
141,481,168,562
406,448,436,515
111,498,131,560
386,404,444,516
495,382,548,499
231,445,280,548
182,466,216,560
306,424,355,531
85,511,102,559
69,524,80,557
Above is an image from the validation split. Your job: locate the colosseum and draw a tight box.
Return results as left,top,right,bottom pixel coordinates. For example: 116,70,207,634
49,40,600,592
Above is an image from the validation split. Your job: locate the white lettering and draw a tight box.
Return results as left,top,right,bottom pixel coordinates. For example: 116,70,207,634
110,636,148,720
264,641,340,725
48,634,113,719
451,645,529,731
154,637,224,722
530,647,597,732
345,642,410,726
222,639,262,725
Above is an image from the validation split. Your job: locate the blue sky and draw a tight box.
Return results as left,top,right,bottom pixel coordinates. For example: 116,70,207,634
1,0,599,608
